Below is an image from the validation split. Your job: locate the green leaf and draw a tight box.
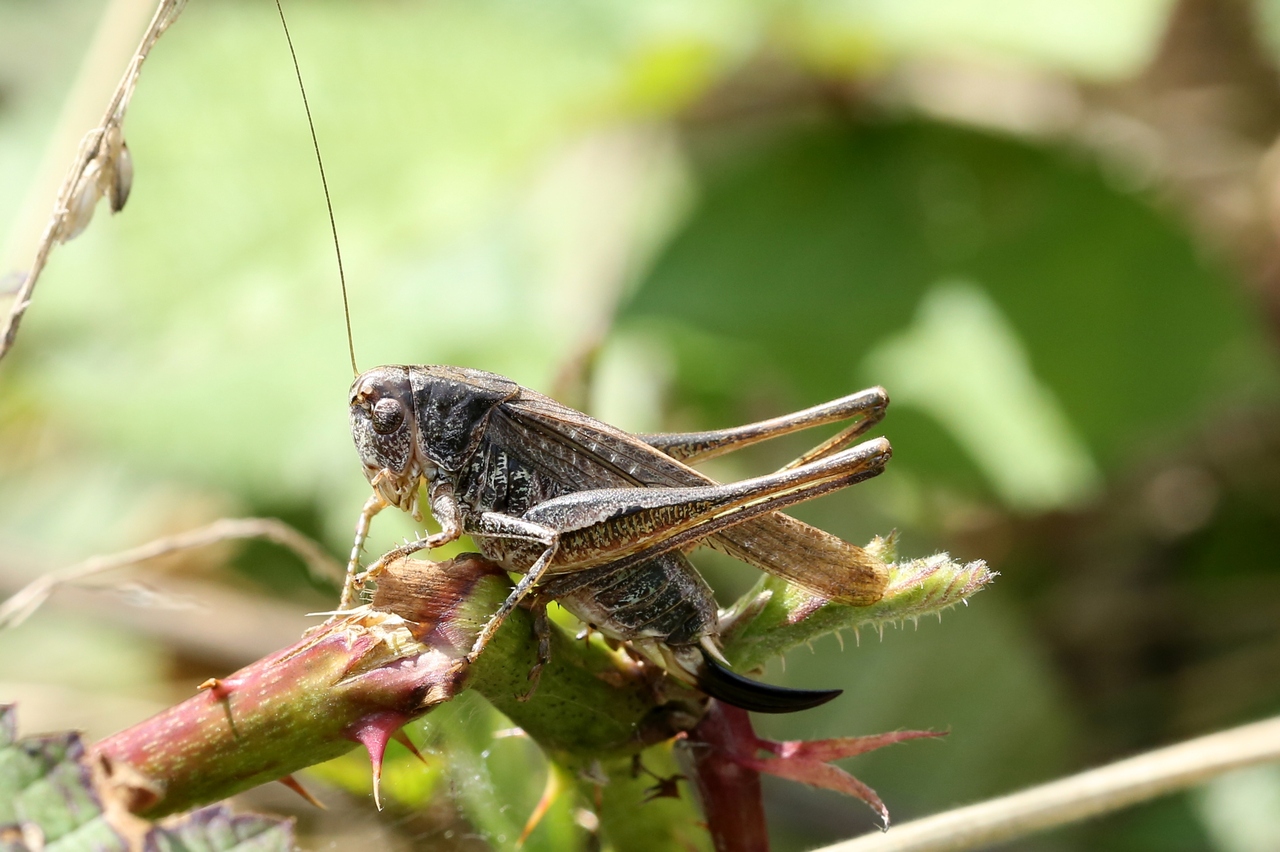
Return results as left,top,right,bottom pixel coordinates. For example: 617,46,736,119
864,279,1102,510
146,806,295,852
624,120,1272,510
0,707,295,852
425,694,583,852
0,706,128,852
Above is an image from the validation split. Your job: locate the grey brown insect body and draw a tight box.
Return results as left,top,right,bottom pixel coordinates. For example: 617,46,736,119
263,0,871,713
266,0,876,715
348,363,893,712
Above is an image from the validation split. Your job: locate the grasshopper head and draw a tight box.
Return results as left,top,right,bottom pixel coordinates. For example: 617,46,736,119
350,366,422,516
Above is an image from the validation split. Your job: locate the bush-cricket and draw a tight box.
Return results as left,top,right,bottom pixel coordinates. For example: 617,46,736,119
270,1,897,713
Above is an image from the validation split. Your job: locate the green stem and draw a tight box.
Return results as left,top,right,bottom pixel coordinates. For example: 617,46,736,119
95,555,505,816
466,607,700,765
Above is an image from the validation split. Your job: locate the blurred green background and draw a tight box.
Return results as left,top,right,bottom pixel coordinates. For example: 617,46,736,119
3,0,1280,849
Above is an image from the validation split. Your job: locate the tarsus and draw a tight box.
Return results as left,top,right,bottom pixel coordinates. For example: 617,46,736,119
273,0,358,376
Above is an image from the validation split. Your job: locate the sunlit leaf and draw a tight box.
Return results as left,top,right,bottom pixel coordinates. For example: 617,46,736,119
624,120,1271,507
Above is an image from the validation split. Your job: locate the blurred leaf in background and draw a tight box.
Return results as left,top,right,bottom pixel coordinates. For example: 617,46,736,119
3,0,1280,849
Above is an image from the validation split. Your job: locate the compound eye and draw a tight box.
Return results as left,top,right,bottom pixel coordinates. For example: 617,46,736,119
371,397,405,435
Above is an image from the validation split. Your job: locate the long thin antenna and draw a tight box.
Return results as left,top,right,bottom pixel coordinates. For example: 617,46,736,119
273,0,358,376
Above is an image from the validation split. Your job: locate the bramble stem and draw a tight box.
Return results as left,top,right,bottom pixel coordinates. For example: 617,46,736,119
92,544,992,847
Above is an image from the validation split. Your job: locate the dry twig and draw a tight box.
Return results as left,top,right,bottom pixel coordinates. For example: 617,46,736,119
0,0,187,363
0,517,342,630
822,714,1280,852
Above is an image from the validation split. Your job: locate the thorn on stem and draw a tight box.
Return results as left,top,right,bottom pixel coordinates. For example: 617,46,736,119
279,774,326,809
518,767,564,847
347,711,409,811
198,678,231,700
630,754,685,802
392,728,428,765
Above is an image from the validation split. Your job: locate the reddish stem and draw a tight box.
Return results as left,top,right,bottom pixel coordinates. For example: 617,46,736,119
688,702,770,852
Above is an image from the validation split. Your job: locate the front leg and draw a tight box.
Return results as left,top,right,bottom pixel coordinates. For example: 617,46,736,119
352,483,465,598
341,491,387,610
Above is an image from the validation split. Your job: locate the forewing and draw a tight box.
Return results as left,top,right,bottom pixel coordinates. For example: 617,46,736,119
709,514,887,606
485,400,640,492
499,392,707,487
499,391,888,604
